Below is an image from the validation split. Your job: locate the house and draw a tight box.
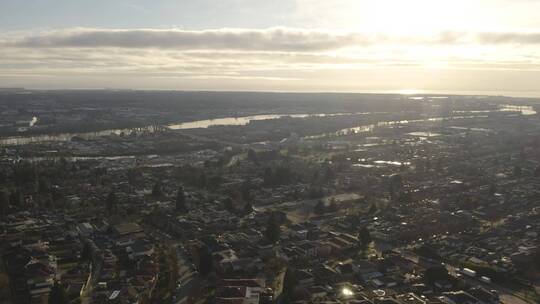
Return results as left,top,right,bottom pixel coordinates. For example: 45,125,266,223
77,222,95,237
308,286,327,300
467,287,499,304
216,279,265,304
335,262,356,282
439,291,482,304
297,242,318,259
214,248,239,273
113,222,144,237
313,265,339,284
314,241,333,258
126,241,154,260
25,260,55,301
289,224,309,240
295,270,315,287
354,260,383,281
397,293,427,304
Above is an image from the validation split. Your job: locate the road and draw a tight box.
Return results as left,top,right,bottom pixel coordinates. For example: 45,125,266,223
399,249,535,304
143,224,204,303
80,256,103,304
445,264,534,304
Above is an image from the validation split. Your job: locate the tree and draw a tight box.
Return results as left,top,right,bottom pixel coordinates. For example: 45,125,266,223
240,181,252,202
327,199,338,213
167,247,179,296
307,187,323,199
207,175,223,190
196,173,207,188
50,187,64,204
106,191,117,213
488,183,497,195
38,177,50,193
323,166,335,182
80,241,93,262
368,203,378,214
43,194,53,209
176,187,187,213
48,280,69,304
264,214,281,244
399,191,413,205
243,201,253,215
247,148,258,163
263,165,293,186
223,197,234,212
358,226,372,248
0,273,10,299
9,189,23,208
197,245,213,276
13,162,37,186
534,248,540,271
263,168,273,185
313,200,326,215
152,182,163,197
0,190,8,218
282,267,298,303
389,174,403,201
201,235,218,249
127,168,141,185
513,165,522,177
416,244,442,261
424,266,450,285
348,213,361,230
153,247,173,302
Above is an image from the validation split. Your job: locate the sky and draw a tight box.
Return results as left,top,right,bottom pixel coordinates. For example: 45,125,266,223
1,0,540,95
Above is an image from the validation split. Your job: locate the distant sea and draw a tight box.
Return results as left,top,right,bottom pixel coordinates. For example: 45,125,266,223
346,90,540,99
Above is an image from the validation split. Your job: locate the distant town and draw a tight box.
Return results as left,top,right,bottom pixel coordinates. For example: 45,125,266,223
0,90,539,304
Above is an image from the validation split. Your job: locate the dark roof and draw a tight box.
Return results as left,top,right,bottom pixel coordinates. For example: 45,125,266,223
216,286,246,298
113,222,143,235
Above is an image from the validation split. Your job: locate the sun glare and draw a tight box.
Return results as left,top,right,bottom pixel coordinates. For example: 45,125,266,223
396,89,424,95
344,0,483,34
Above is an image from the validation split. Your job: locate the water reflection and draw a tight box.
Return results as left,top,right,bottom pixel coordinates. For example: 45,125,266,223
374,160,411,166
500,104,537,115
407,132,441,137
168,113,359,130
353,160,411,168
0,128,148,146
304,115,490,140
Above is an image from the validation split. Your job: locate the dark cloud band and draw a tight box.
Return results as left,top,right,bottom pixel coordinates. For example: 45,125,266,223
4,28,370,51
2,28,540,52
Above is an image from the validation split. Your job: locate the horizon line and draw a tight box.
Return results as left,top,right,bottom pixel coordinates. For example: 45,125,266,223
2,87,540,99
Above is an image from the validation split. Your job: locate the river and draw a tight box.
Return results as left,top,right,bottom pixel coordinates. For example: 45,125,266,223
0,113,364,146
0,104,535,146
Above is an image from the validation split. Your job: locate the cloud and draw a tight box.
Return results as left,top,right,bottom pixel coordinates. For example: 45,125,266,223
1,27,540,92
4,27,373,52
476,32,540,44
3,28,540,54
